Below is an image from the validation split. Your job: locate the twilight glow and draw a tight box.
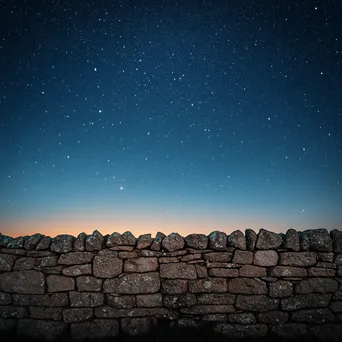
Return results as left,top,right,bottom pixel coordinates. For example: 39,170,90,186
0,1,341,238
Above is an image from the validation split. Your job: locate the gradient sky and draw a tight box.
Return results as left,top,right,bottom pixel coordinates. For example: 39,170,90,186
1,0,341,238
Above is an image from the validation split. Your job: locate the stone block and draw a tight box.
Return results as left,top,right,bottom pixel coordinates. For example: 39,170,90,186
161,279,188,294
268,266,307,277
62,264,92,276
62,308,93,323
160,262,196,279
227,230,246,250
136,293,162,307
255,228,283,250
245,229,257,251
58,252,94,265
0,253,17,271
118,251,138,259
93,256,123,278
269,280,293,297
209,268,238,277
136,234,153,249
195,264,208,278
50,235,74,253
95,306,176,319
208,231,227,251
253,250,278,266
257,310,288,324
228,278,267,294
197,293,235,305
330,301,342,312
77,276,102,292
73,233,86,252
279,251,317,266
47,275,75,292
13,293,69,306
239,265,266,277
331,229,342,253
283,229,300,251
69,292,104,307
300,229,333,252
203,314,227,322
106,231,136,247
203,252,232,262
308,267,336,277
0,306,28,318
281,293,331,310
29,306,62,321
295,278,338,294
228,313,256,324
180,305,235,315
162,233,185,252
0,293,11,305
124,257,158,273
150,232,166,251
232,250,253,264
291,308,334,323
269,323,307,338
85,230,104,251
106,294,135,308
185,234,208,249
121,317,156,336
235,295,279,312
24,234,43,250
163,293,196,308
181,254,202,262
189,278,227,293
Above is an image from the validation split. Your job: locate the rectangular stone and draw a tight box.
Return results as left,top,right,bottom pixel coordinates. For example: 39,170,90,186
197,293,235,305
268,266,307,277
189,278,227,293
69,292,104,307
0,293,11,305
180,305,235,315
95,306,176,319
195,264,208,278
29,306,63,321
0,248,26,256
281,294,331,310
160,263,197,279
63,308,93,323
77,276,102,292
161,280,188,294
308,267,336,277
106,295,135,308
203,252,233,262
181,254,202,262
0,254,17,271
209,268,239,277
279,252,317,266
13,293,69,306
136,293,162,307
0,305,28,318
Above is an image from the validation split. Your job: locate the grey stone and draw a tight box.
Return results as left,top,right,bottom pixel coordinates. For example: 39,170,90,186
185,234,208,249
227,230,246,250
70,319,119,340
232,250,253,264
284,229,300,251
0,306,28,318
106,295,135,308
50,235,74,253
235,295,279,312
255,228,282,250
300,229,333,252
162,233,185,252
308,267,336,277
208,231,227,251
195,264,208,278
269,280,293,297
281,293,331,310
0,248,26,256
0,234,13,248
58,252,94,265
136,293,162,307
13,293,69,307
47,275,75,292
106,231,136,247
93,256,123,278
73,232,86,251
189,278,227,293
0,253,17,271
0,293,12,305
136,234,152,249
229,278,267,294
295,278,338,294
29,306,63,321
62,264,92,276
257,310,288,324
69,292,104,307
124,257,158,273
213,323,268,338
197,293,235,305
63,308,93,323
209,268,238,277
24,234,43,250
291,308,334,323
228,313,256,324
203,314,227,322
161,279,188,294
203,252,232,262
331,229,342,253
239,265,266,277
6,236,27,249
30,236,49,251
85,230,104,251
95,306,177,319
269,266,307,277
180,305,235,315
163,293,196,308
279,251,317,266
150,232,166,251
77,276,102,292
245,229,257,251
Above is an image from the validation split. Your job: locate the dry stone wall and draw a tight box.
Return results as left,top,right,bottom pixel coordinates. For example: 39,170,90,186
1,228,342,340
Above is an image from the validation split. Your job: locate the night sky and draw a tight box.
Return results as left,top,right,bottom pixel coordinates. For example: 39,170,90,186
1,0,341,238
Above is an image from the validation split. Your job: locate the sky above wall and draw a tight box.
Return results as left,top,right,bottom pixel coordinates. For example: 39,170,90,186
0,0,341,238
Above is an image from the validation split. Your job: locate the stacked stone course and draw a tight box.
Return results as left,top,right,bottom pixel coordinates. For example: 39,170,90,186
0,228,342,340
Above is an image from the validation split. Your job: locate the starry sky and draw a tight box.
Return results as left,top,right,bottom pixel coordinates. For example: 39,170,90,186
1,0,341,238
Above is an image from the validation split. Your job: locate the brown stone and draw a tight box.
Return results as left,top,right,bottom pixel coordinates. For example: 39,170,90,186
208,231,227,251
159,257,179,263
27,250,56,257
318,252,334,262
136,293,162,307
106,231,136,247
0,306,28,318
109,246,134,251
103,272,160,294
29,306,63,321
0,270,45,294
232,250,253,264
291,308,334,323
13,257,35,270
150,232,166,251
295,278,338,294
203,252,232,262
93,256,123,278
283,229,300,251
181,254,202,262
160,263,196,279
124,257,158,273
62,264,92,276
118,251,138,259
228,313,256,324
189,278,227,293
0,253,17,271
162,250,187,257
121,317,156,336
213,323,268,338
269,323,307,338
47,275,75,292
239,265,266,277
163,293,196,308
69,291,104,307
106,295,135,308
70,319,119,340
195,264,207,278
229,278,267,294
279,251,317,266
185,234,208,249
58,252,94,265
308,267,336,277
161,279,188,294
13,293,69,307
73,233,86,252
255,228,282,250
281,293,331,310
253,250,278,266
209,268,238,277
50,235,74,253
257,310,288,324
198,293,235,305
85,230,104,251
300,229,333,252
235,295,279,312
0,293,12,305
245,229,257,251
77,276,102,292
63,308,93,323
206,262,240,268
316,261,337,268
36,236,52,250
269,266,307,277
162,233,185,252
24,234,43,250
180,305,235,315
136,234,152,249
335,254,342,264
269,280,293,297
227,230,246,250
139,250,162,257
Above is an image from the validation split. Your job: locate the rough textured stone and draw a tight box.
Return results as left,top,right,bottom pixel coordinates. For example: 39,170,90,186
95,306,177,319
69,291,104,307
159,257,179,263
295,278,338,294
77,276,102,292
189,278,227,293
27,250,56,257
239,265,266,277
136,234,152,249
308,267,336,277
213,323,268,338
106,231,136,247
160,263,197,279
256,228,282,250
13,293,69,307
50,235,74,253
181,254,201,262
180,305,235,315
13,257,35,270
103,272,160,294
235,295,279,312
208,231,227,251
0,253,17,271
335,254,342,265
228,313,256,324
0,234,13,248
6,236,27,249
0,248,26,256
203,252,232,262
85,230,104,251
98,249,119,256
195,264,208,278
229,278,267,294
41,265,65,274
121,317,156,336
269,266,307,277
63,308,93,323
203,314,227,322
106,295,135,308
47,275,75,292
245,229,257,251
70,319,119,340
257,310,289,324
161,279,188,294
310,324,342,340
17,319,68,341
283,229,300,251
331,229,342,253
300,229,333,252
162,250,187,257
0,270,45,294
279,251,317,266
0,293,12,305
291,308,334,323
119,251,138,259
232,250,253,264
110,246,134,251
281,293,331,310
197,293,235,305
93,256,123,278
185,234,208,249
136,293,162,307
318,252,334,262
23,233,43,250
150,232,166,251
37,236,52,250
269,280,293,297
163,293,196,308
62,264,92,276
162,233,185,252
124,257,158,273
209,268,238,277
227,230,246,250
253,250,278,266
0,305,28,318
73,232,86,251
29,306,63,321
269,323,307,338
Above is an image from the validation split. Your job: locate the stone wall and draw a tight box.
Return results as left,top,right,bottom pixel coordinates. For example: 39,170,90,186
1,228,342,340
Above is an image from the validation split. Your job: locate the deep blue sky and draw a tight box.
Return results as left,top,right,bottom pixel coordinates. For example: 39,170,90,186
1,0,341,237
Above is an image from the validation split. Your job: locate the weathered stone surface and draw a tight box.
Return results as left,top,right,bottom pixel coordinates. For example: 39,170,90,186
124,257,158,273
0,318,16,331
235,295,279,312
103,272,160,294
295,278,338,294
185,234,208,249
35,237,52,251
257,310,288,324
269,323,307,338
232,250,253,264
23,233,42,251
62,264,92,276
331,229,342,253
335,254,342,265
70,319,119,340
0,234,13,247
338,266,342,277
95,306,177,319
136,293,162,307
175,317,198,328
29,306,63,321
269,266,307,277
189,278,227,293
13,257,35,270
256,229,282,250
181,254,201,262
180,305,235,315
310,324,342,340
121,317,156,336
253,250,278,266
229,278,267,294
0,293,12,305
213,323,268,338
161,279,188,294
6,236,27,249
269,280,293,297
41,265,65,274
159,257,179,263
93,256,123,278
308,267,336,277
245,229,257,251
62,308,93,323
0,270,45,294
195,264,208,278
300,229,333,252
316,261,337,268
136,234,152,249
106,231,136,247
0,305,28,318
163,293,196,308
139,250,162,258
47,275,75,292
228,313,256,324
318,252,334,262
208,231,227,251
17,319,68,341
203,314,227,322
98,249,118,256
27,250,56,257
150,232,166,251
279,251,317,266
283,229,300,251
291,308,334,323
281,293,331,310
69,292,104,307
110,246,134,251
50,235,74,253
162,250,187,257
227,230,246,250
209,268,238,277
0,253,17,271
106,295,135,308
13,293,69,307
198,293,235,305
77,276,102,292
118,251,138,259
73,232,86,252
38,256,58,267
239,265,266,277
160,263,196,279
0,248,26,256
85,230,104,251
162,233,185,252
203,252,232,262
